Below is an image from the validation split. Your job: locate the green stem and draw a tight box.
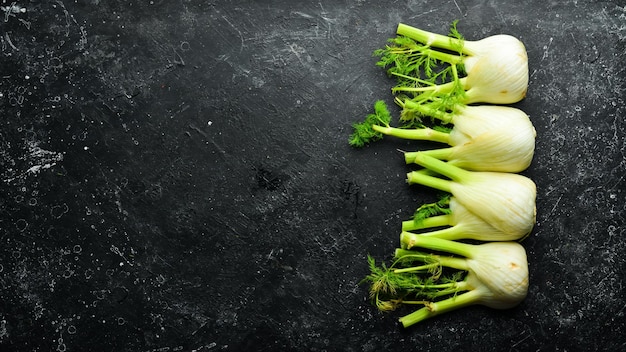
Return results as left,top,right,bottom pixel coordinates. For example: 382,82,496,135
450,65,467,100
403,168,441,178
401,99,452,122
393,79,457,94
413,153,471,183
406,226,465,241
406,171,451,193
409,282,459,290
394,248,468,271
390,72,437,87
394,248,429,258
421,147,456,159
398,288,480,328
429,286,465,299
400,232,475,258
393,263,440,274
399,299,432,305
392,249,432,261
405,148,454,163
396,23,465,54
402,214,452,231
421,47,463,65
372,125,450,144
404,151,419,163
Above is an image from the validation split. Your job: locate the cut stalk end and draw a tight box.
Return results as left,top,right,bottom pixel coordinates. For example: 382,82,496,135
400,231,475,258
399,290,479,328
406,170,452,193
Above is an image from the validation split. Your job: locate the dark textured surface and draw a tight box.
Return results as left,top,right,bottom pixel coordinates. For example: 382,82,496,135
0,1,625,351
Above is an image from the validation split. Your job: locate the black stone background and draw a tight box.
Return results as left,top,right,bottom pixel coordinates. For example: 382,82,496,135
0,0,625,351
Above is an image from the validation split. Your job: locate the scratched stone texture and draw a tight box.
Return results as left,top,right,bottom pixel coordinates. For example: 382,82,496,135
0,0,624,351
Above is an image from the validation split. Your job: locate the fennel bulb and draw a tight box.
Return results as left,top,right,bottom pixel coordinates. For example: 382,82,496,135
364,239,528,327
401,196,527,242
350,101,536,172
369,239,530,327
406,153,536,238
377,21,528,112
402,104,537,172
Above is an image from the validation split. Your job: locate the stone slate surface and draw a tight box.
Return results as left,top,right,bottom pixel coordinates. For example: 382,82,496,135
0,1,625,351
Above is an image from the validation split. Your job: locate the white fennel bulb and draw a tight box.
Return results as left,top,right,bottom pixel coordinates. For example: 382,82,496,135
381,22,529,108
402,104,536,172
443,126,536,172
401,197,528,242
352,101,536,172
462,242,529,310
460,35,529,104
445,105,533,146
406,153,537,238
364,239,529,328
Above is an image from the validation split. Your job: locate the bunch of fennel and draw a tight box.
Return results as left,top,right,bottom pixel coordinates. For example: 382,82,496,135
351,21,537,328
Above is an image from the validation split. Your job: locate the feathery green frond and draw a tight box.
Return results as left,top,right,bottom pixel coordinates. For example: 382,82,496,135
412,194,452,224
448,20,464,52
363,250,468,313
374,34,461,89
349,100,393,147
